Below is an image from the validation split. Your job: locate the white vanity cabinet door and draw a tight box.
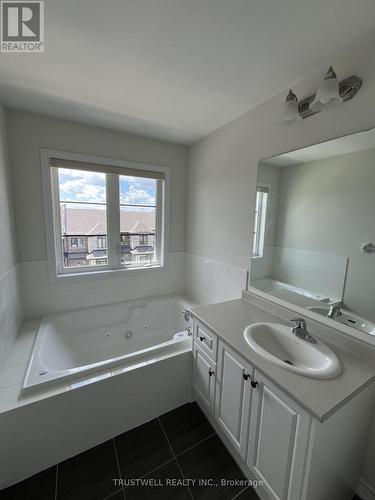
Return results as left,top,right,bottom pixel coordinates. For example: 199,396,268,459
247,370,312,500
192,344,216,413
215,341,254,458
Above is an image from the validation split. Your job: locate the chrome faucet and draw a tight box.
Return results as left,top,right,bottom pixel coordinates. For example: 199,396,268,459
290,318,317,344
327,303,342,319
182,310,192,322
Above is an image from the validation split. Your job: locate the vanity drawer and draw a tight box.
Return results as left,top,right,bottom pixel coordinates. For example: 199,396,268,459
194,321,218,361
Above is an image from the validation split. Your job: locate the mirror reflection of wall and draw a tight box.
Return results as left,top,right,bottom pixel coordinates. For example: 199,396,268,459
250,129,375,335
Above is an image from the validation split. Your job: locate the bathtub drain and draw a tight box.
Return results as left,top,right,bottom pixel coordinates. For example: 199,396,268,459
39,369,48,375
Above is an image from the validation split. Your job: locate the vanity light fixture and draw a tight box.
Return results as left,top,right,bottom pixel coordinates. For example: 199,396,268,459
283,69,362,121
283,89,302,122
310,66,343,112
361,242,375,254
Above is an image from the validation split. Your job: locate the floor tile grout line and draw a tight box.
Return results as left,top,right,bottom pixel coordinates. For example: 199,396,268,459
175,432,216,459
138,430,217,480
103,490,126,500
112,438,126,500
140,456,176,479
54,463,58,500
157,417,194,500
231,485,250,500
112,438,122,478
173,457,194,500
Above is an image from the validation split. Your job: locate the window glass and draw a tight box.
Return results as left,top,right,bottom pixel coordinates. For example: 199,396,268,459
119,176,157,266
252,188,268,258
58,168,108,268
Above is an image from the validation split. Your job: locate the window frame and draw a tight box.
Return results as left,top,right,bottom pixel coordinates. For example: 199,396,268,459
252,183,270,259
41,149,170,282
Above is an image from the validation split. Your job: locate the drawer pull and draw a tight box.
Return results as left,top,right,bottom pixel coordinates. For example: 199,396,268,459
208,368,215,377
199,336,206,342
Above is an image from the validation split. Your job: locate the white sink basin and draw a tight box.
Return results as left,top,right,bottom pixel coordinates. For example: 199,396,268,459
244,323,341,379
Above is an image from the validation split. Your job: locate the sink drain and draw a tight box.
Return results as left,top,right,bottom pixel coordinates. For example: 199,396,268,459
283,360,294,366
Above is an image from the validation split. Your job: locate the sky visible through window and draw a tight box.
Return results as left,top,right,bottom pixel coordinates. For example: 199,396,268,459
58,169,156,211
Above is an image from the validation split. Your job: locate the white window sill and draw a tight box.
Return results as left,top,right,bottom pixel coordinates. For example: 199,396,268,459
49,263,166,284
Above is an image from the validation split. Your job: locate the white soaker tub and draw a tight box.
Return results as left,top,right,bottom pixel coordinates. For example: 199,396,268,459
22,294,193,393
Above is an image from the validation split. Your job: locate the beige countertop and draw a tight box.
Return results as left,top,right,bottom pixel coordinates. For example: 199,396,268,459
191,298,375,422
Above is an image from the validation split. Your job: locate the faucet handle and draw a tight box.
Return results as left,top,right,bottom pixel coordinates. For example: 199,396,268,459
290,318,306,329
290,318,317,343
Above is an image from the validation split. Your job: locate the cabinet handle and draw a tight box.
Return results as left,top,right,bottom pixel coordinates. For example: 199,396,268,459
208,368,214,377
243,373,251,380
251,380,259,388
199,336,206,342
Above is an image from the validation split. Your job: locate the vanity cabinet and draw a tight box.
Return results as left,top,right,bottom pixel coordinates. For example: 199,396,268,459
192,318,374,500
215,341,254,458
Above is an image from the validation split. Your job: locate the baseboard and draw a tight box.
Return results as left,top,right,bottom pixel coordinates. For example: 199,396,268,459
357,478,375,500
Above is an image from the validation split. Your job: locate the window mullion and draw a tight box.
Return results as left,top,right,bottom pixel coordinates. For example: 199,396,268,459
106,174,120,268
155,180,163,266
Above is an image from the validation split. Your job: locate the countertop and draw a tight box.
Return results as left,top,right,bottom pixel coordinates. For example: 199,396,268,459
191,298,375,422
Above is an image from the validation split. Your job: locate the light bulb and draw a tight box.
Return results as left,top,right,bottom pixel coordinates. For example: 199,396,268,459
310,66,343,112
284,89,301,122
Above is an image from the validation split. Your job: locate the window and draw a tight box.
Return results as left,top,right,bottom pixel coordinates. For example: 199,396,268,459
252,186,269,258
97,235,107,249
121,234,131,245
42,151,168,278
139,234,148,245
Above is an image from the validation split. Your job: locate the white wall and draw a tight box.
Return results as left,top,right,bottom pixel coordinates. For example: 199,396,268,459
186,37,375,490
6,110,188,319
0,104,22,373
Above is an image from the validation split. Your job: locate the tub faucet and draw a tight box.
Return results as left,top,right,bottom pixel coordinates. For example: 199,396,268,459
328,304,342,319
182,310,192,322
290,318,317,344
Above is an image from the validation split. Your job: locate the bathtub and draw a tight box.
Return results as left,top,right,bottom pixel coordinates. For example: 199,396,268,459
22,294,193,393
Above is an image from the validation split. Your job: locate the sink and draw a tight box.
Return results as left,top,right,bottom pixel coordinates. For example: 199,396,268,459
307,306,375,336
244,323,341,379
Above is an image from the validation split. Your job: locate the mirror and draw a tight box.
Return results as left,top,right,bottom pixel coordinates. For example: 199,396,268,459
249,128,375,336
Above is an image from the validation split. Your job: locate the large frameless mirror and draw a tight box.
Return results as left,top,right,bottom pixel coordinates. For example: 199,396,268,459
249,128,375,336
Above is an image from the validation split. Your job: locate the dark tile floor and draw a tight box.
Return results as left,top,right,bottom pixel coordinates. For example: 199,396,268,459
0,402,260,500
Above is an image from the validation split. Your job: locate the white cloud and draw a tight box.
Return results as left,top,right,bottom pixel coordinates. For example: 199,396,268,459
58,169,156,207
120,185,156,206
58,169,106,203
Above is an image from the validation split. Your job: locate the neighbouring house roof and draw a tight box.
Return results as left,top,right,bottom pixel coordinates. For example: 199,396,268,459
60,207,155,235
87,249,107,259
63,251,88,260
132,245,154,254
120,244,132,253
